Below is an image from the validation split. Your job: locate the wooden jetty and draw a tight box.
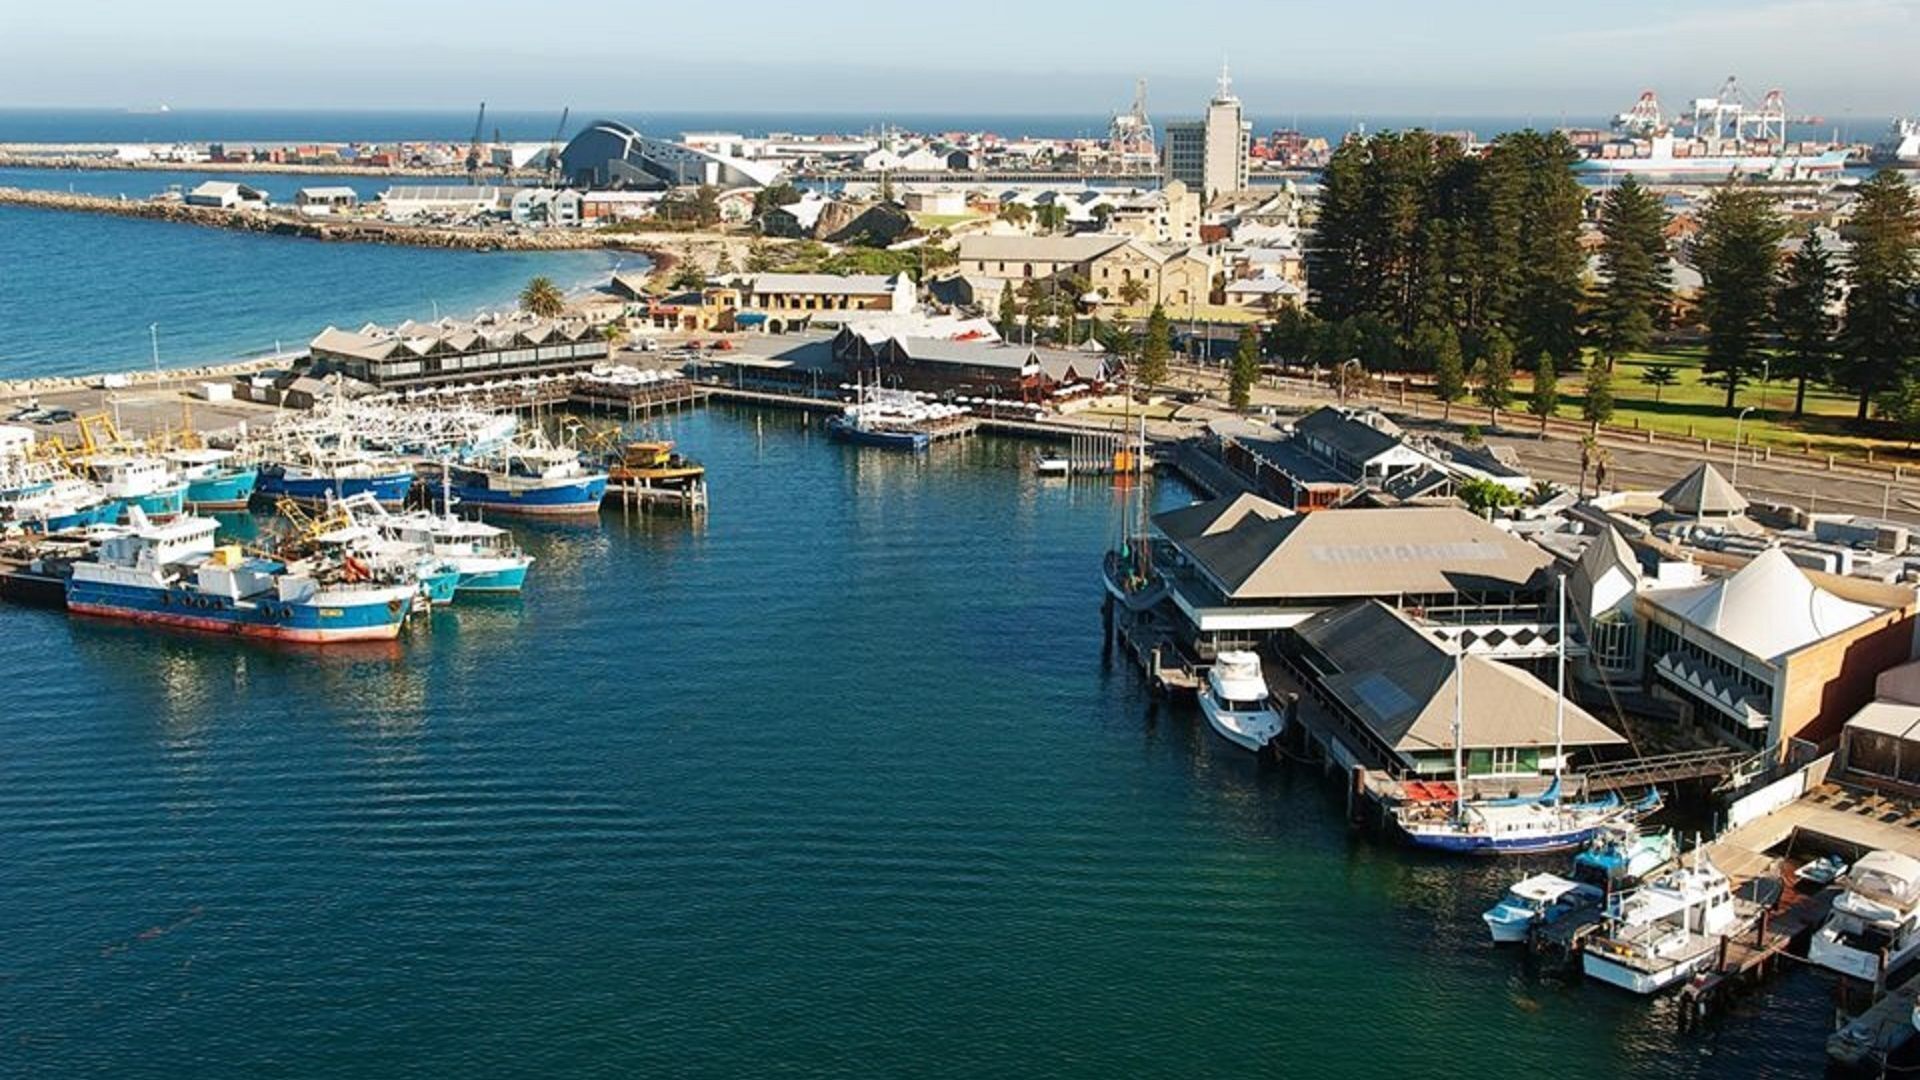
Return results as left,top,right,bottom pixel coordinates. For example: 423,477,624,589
568,378,708,417
1829,967,1920,1073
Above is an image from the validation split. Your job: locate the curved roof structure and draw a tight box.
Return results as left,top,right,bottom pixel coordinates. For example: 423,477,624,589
558,119,782,191
1646,547,1882,662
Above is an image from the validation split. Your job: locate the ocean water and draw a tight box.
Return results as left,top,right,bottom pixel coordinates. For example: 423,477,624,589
0,108,1880,147
0,202,636,379
0,408,1838,1078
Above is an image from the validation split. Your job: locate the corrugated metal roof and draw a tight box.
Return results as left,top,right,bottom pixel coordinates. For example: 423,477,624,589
1298,600,1626,754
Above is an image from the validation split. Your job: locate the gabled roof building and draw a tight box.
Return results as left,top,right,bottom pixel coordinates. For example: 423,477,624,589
307,314,610,388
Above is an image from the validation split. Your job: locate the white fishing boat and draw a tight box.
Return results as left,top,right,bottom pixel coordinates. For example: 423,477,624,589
1198,650,1284,752
1582,853,1752,994
1809,851,1920,982
1483,874,1604,944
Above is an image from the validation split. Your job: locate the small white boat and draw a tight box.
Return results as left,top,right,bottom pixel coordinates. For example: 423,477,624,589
1198,651,1284,752
1483,874,1604,944
1035,456,1071,476
1796,854,1849,888
1809,850,1920,982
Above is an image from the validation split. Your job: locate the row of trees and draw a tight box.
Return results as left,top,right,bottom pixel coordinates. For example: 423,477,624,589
1306,126,1920,427
1692,170,1920,419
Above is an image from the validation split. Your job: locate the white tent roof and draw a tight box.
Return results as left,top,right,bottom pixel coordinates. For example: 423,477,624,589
1646,547,1882,662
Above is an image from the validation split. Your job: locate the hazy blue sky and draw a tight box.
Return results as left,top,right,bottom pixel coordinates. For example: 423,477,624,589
3,0,1916,118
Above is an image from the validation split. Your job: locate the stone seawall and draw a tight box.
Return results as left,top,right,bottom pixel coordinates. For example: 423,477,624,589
0,186,627,251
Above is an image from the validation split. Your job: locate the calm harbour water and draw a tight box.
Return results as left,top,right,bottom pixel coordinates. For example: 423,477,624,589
0,408,1835,1078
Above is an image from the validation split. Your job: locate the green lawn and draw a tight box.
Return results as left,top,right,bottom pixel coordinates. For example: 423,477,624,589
1512,346,1912,461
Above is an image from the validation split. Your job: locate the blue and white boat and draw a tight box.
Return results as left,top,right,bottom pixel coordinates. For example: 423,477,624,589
1394,579,1632,855
444,441,607,517
83,454,187,519
166,448,259,511
1483,874,1605,944
373,500,534,595
308,497,462,607
64,509,415,643
1574,822,1679,889
0,426,122,532
257,447,415,509
826,412,932,451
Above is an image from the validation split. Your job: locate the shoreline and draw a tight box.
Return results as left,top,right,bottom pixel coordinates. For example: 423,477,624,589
0,186,631,251
0,151,499,178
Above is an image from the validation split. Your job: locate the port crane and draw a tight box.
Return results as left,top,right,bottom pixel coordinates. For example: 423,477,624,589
465,101,487,184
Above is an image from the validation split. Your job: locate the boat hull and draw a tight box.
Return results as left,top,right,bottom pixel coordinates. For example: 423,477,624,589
258,468,414,509
1809,928,1920,983
1483,912,1535,945
447,476,607,517
454,560,532,594
1400,824,1606,856
66,579,409,643
13,498,123,533
827,419,930,451
1199,695,1284,752
1581,944,1714,995
117,487,187,520
184,467,259,511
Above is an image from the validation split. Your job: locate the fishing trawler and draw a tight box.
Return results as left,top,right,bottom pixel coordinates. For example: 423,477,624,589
444,440,607,516
256,446,414,509
1574,821,1679,889
300,497,461,607
82,454,187,519
64,509,415,643
357,474,534,594
166,448,259,510
0,425,121,533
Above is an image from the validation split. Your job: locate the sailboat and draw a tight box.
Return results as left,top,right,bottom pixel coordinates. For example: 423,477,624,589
1394,576,1633,855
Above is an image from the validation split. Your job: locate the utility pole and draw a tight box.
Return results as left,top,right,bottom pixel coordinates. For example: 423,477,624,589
149,322,160,375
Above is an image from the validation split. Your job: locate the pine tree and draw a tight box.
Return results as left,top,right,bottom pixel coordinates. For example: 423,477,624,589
1774,227,1838,417
1695,185,1785,410
1229,325,1259,409
1475,331,1515,412
1491,131,1586,364
1529,353,1558,427
1593,176,1671,364
1840,169,1920,422
1422,325,1466,419
1582,358,1615,428
1136,304,1172,388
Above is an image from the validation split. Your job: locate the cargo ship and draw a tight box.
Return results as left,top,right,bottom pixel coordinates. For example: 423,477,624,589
65,509,415,643
1575,134,1849,177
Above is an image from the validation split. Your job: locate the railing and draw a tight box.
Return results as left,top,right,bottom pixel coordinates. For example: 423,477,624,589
1581,746,1758,791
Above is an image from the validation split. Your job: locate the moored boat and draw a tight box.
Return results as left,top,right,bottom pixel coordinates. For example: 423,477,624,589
64,509,414,643
1483,874,1604,944
1808,851,1920,982
82,454,187,519
444,441,607,516
1198,650,1284,752
257,447,414,509
1581,854,1752,994
166,448,259,510
1574,823,1680,889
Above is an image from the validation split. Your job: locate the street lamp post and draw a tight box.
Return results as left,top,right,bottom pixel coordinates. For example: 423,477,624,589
1731,406,1755,488
148,322,160,375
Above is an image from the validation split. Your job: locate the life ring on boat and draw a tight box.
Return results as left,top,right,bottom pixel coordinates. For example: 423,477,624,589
387,598,403,616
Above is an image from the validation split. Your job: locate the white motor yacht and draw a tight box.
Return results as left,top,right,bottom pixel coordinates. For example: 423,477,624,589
1809,850,1920,982
1198,651,1284,752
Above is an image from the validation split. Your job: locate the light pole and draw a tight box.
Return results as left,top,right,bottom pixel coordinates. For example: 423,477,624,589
148,322,160,375
1758,358,1771,415
1731,405,1755,488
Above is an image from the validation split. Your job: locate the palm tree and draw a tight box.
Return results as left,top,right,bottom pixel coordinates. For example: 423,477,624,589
519,276,565,318
1117,278,1149,307
997,203,1033,228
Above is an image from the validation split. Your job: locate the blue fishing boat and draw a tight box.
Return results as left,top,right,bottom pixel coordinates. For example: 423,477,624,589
376,503,534,595
443,442,607,516
166,448,259,510
1574,823,1679,888
257,448,415,509
84,454,187,518
1483,874,1605,944
64,510,415,643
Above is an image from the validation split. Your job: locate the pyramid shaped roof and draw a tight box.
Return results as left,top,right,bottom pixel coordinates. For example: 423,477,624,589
1660,463,1749,516
1646,547,1881,661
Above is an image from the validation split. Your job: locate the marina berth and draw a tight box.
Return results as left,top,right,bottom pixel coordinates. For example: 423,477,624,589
1198,650,1285,752
63,508,413,643
1809,850,1920,982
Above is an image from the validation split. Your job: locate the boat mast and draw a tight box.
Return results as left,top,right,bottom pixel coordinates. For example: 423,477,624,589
1555,572,1566,790
1453,647,1466,821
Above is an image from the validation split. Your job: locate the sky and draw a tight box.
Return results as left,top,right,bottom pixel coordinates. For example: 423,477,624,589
2,0,1916,119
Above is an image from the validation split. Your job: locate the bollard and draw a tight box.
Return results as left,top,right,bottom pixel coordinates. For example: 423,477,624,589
1828,454,1836,472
